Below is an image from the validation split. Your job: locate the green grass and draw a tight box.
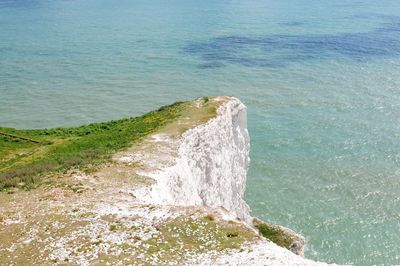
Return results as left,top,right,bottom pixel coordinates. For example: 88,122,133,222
0,101,184,191
140,216,256,262
255,222,293,249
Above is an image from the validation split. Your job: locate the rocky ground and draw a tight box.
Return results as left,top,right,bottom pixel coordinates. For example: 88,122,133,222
0,167,257,265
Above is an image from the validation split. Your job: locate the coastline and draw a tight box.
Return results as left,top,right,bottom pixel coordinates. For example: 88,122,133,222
0,97,336,265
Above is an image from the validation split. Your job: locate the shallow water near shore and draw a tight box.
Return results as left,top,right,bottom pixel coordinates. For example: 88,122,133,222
1,0,400,264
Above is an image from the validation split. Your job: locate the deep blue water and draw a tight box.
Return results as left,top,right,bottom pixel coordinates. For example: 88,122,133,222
1,0,400,264
184,16,400,68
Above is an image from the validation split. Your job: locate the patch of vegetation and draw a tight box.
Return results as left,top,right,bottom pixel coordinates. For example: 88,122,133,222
0,212,90,266
109,224,117,232
0,101,184,191
203,214,215,221
160,97,218,138
141,216,256,261
255,222,293,249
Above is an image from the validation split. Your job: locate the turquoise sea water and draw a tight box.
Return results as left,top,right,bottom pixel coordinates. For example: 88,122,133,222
1,0,400,264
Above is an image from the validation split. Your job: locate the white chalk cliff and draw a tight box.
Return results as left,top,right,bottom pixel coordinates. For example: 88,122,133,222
141,98,251,223
129,97,335,266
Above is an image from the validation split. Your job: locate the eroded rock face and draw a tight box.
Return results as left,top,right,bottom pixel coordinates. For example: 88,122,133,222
137,97,316,259
141,97,251,223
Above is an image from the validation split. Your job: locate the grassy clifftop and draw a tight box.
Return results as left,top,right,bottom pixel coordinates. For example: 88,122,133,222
0,102,186,191
0,97,219,191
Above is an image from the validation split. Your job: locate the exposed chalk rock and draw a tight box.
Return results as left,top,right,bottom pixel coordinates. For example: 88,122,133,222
130,96,337,265
140,97,251,223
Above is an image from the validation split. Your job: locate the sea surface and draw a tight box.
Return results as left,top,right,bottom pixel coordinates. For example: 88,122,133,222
1,0,400,264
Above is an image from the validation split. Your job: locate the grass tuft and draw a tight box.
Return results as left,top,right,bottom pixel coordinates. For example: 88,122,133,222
255,223,293,249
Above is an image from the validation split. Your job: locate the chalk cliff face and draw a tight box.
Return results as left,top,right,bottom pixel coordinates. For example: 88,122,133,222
121,96,334,265
143,97,251,223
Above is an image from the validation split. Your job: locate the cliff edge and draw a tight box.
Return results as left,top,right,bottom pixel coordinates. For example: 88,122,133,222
0,96,335,265
133,97,251,222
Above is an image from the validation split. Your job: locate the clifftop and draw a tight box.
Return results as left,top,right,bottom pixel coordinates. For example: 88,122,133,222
0,97,334,265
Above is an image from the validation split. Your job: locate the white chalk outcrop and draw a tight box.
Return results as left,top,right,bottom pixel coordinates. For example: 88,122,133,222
126,96,335,266
141,97,251,223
